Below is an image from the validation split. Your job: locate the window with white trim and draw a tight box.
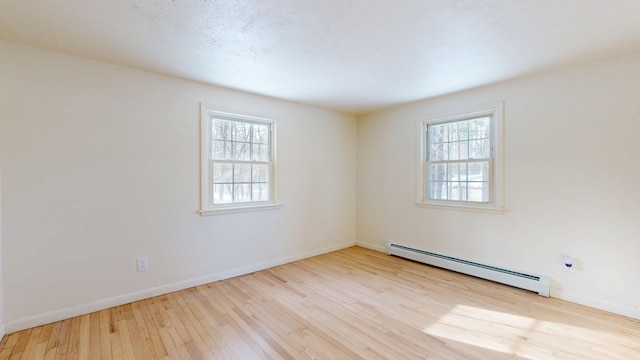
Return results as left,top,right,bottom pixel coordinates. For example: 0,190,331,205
200,107,278,215
418,104,505,213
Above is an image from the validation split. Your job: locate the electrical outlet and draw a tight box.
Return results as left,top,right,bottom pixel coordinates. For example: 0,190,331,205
137,256,149,272
563,255,575,272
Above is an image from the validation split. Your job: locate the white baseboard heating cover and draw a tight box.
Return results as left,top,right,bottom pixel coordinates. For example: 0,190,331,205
387,242,550,297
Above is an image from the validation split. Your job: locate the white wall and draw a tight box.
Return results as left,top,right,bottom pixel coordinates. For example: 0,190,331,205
0,167,4,339
357,52,640,318
0,42,357,331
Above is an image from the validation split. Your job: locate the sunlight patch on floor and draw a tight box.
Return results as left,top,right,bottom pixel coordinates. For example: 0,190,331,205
423,305,536,356
421,304,622,358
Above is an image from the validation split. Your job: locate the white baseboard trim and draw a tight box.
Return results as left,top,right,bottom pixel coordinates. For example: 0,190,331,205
213,241,355,281
5,241,355,334
551,288,640,320
355,240,387,253
0,324,5,341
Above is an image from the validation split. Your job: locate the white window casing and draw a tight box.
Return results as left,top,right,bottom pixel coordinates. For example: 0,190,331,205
199,105,281,215
416,102,506,214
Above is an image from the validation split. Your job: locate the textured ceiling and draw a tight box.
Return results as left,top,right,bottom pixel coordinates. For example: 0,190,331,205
2,1,640,114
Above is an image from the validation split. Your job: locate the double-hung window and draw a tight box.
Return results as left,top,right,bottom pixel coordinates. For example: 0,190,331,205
417,104,505,213
200,107,279,215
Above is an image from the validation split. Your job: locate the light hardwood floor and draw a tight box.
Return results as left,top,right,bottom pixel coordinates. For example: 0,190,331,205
1,246,638,359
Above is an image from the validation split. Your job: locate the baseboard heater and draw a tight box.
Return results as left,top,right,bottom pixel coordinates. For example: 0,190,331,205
386,242,550,297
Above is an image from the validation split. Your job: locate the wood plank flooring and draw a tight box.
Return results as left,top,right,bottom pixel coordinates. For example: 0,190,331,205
1,246,638,359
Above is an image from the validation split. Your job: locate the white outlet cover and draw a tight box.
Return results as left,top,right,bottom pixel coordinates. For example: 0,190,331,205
137,256,149,272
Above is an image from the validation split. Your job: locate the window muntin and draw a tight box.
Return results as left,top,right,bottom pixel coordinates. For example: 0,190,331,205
426,117,492,203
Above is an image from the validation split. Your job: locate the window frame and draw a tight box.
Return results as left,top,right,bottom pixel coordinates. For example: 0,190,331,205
199,105,281,215
416,103,506,214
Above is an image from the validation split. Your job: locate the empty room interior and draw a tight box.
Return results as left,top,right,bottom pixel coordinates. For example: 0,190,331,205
0,1,639,359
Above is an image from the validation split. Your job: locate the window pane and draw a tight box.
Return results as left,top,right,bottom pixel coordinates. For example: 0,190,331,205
468,181,489,202
482,181,489,202
458,162,467,181
469,139,490,159
430,182,448,200
467,161,490,182
429,143,448,161
449,181,469,201
448,122,460,141
252,124,269,144
470,117,490,139
457,120,469,140
447,163,459,181
429,124,448,144
449,120,469,141
251,144,270,161
429,163,447,182
458,141,469,160
252,183,269,201
233,184,251,202
448,142,459,160
252,164,269,183
213,141,231,160
232,122,251,142
449,182,464,201
460,182,468,201
213,183,233,204
232,143,250,161
211,162,272,204
233,164,251,183
212,119,232,140
212,163,232,183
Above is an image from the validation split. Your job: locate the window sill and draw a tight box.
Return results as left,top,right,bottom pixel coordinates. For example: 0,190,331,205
199,203,283,216
415,201,507,214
